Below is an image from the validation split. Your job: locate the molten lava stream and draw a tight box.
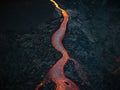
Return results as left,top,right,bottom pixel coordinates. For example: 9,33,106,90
35,0,89,90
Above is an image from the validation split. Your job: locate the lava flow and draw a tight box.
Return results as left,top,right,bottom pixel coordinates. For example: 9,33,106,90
35,0,89,90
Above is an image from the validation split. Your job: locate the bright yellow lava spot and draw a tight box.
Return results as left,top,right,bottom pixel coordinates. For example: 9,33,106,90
50,0,68,17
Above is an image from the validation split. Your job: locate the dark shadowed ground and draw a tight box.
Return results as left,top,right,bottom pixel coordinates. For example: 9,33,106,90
0,0,120,90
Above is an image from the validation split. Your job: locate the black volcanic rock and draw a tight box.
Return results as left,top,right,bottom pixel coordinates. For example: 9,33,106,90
0,0,120,90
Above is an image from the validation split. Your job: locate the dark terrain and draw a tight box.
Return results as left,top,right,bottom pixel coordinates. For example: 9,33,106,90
0,0,120,90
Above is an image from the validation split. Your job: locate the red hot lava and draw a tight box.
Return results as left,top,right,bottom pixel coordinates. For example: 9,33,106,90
35,0,90,90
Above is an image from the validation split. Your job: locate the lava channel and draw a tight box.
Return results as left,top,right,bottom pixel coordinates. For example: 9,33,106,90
35,0,90,90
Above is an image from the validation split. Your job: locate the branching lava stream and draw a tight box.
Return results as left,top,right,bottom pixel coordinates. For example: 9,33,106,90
35,0,89,90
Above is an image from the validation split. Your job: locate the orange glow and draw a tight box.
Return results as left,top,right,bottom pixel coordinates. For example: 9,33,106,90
35,0,89,90
50,0,68,17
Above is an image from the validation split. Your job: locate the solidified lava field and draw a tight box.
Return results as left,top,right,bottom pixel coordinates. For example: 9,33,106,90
0,0,120,90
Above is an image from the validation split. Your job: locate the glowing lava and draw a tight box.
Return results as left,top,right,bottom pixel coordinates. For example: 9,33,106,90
35,0,89,90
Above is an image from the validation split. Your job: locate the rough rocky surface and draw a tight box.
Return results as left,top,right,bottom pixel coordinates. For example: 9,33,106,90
0,0,120,90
